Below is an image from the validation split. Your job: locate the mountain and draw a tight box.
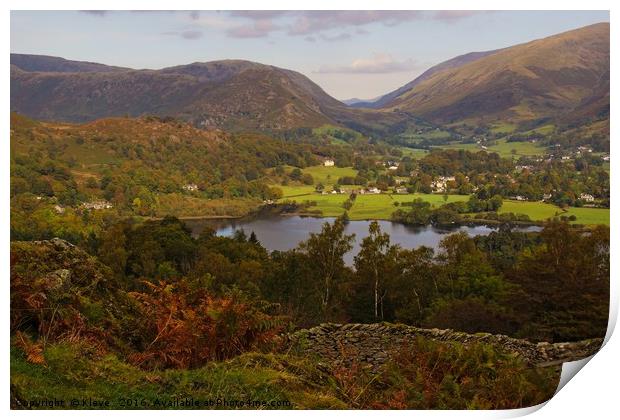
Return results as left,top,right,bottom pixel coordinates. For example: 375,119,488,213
11,23,609,136
378,23,610,130
11,55,397,132
352,50,500,110
10,53,129,73
342,96,382,106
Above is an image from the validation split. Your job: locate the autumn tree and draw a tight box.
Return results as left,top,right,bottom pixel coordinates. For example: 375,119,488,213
298,216,354,314
354,221,400,320
507,221,609,341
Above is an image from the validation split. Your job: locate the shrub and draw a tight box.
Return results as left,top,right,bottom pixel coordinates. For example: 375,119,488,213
127,281,287,369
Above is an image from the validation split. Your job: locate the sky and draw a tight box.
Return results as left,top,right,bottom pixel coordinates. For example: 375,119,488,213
10,10,610,100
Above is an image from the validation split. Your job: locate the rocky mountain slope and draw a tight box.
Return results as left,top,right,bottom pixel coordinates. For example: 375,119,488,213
11,55,403,133
379,23,610,130
10,23,609,136
350,49,500,109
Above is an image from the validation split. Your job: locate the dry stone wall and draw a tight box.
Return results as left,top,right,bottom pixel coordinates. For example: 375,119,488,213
287,323,603,370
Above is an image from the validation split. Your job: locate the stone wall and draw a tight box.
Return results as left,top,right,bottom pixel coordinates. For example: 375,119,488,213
287,323,603,370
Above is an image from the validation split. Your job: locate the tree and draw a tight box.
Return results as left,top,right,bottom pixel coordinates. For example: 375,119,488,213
290,168,303,181
86,177,99,189
391,247,436,324
301,173,314,185
298,217,354,313
354,221,400,320
507,221,609,341
435,232,505,302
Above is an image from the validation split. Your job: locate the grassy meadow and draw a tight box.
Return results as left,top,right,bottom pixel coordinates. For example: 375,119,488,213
437,139,547,159
277,181,609,225
274,165,608,225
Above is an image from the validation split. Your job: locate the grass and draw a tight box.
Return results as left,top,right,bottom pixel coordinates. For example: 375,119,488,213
488,139,547,158
522,124,556,136
10,343,343,410
278,191,469,220
563,207,610,226
437,139,547,159
276,190,609,225
489,122,517,134
499,200,563,220
63,142,122,166
400,129,453,143
500,200,609,226
398,146,430,160
277,185,317,198
10,336,559,410
295,165,358,186
312,124,363,144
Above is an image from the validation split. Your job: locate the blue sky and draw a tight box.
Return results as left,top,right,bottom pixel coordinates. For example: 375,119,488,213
10,10,610,99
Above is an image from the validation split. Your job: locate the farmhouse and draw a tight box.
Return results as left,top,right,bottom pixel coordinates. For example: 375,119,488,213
323,159,335,167
515,165,533,172
182,183,199,192
82,200,113,210
579,193,595,203
431,176,455,193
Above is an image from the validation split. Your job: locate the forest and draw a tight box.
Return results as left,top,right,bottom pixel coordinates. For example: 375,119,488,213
10,215,608,408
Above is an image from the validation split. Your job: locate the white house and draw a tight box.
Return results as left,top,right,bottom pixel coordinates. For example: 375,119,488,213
431,176,456,193
579,193,595,203
82,200,113,210
182,183,199,192
367,187,381,194
515,165,533,172
323,159,335,167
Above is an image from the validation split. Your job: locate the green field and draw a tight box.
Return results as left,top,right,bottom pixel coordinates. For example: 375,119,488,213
489,122,518,134
488,139,547,158
563,207,610,225
312,124,363,145
500,200,609,225
398,146,430,160
293,165,358,185
277,185,317,198
522,124,556,136
438,139,547,159
499,200,563,220
278,191,469,220
346,193,466,220
276,190,609,225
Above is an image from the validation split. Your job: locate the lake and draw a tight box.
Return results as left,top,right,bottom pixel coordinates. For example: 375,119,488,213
183,216,541,265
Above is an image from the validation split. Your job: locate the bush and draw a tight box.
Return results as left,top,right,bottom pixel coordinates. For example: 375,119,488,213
127,281,287,369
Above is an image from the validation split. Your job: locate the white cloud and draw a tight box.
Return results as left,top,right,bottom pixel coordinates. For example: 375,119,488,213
227,20,280,38
315,53,423,74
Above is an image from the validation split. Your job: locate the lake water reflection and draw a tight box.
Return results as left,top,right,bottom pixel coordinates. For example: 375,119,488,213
184,216,541,265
